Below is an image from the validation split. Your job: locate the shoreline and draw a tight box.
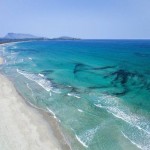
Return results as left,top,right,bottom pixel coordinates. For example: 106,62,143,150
0,53,71,150
16,83,71,150
0,73,71,150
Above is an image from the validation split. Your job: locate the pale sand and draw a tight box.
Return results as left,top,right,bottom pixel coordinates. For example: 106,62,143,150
0,73,69,150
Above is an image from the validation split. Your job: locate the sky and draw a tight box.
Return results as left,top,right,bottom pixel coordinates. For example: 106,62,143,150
0,0,150,39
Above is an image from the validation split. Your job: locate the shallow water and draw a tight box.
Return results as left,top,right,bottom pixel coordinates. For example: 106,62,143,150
0,40,150,150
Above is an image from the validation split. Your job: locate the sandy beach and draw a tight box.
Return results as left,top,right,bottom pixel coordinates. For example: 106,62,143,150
0,69,69,150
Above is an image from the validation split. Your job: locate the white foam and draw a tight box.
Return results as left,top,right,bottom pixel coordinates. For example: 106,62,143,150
26,83,35,101
38,73,44,77
26,83,33,92
28,57,32,60
47,107,57,119
67,93,80,99
51,89,61,94
46,107,61,122
78,109,83,112
94,94,150,135
67,85,72,87
75,135,88,148
75,126,99,148
121,131,143,150
17,69,52,92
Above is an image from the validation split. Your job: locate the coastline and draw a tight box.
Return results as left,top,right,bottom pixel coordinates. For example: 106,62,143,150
0,56,71,150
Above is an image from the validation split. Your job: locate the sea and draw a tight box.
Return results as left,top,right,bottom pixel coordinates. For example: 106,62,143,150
0,40,150,150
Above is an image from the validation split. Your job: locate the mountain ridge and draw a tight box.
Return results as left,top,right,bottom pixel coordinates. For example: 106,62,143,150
4,33,42,39
0,33,80,40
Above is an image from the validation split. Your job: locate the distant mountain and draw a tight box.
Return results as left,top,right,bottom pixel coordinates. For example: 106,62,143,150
52,36,80,40
4,33,41,39
1,33,80,41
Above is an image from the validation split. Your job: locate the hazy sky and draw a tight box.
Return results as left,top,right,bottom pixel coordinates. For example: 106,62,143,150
0,0,150,39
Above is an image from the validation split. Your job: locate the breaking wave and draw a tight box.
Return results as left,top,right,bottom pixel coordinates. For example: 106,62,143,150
94,94,150,134
75,126,99,148
17,69,52,92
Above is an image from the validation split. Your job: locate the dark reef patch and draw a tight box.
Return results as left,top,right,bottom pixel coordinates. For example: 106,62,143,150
92,66,116,70
88,86,109,89
112,89,128,96
46,77,54,81
73,63,90,74
73,63,116,74
41,70,54,75
110,69,136,85
73,63,150,96
69,87,80,93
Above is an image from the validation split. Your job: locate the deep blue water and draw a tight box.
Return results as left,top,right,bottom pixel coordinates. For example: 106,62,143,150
0,40,150,150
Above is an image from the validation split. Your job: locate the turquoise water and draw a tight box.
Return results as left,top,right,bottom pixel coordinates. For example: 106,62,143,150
0,40,150,150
